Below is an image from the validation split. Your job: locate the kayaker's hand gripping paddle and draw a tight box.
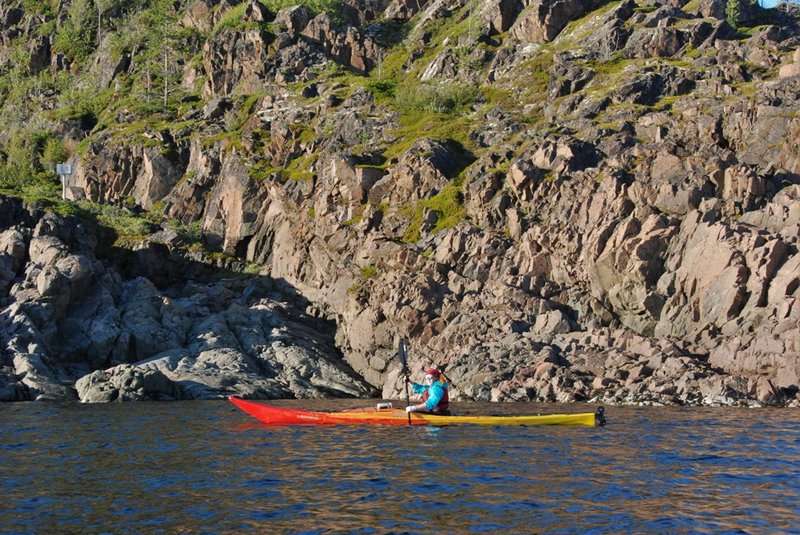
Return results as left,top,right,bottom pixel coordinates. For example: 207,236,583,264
399,338,411,425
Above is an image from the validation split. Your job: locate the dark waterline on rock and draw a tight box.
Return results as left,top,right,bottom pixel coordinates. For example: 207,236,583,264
2,401,799,533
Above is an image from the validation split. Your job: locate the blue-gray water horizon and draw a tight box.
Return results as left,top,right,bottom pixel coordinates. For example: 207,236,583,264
2,400,799,534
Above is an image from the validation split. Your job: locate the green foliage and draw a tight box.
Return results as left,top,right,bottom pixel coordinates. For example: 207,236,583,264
40,137,69,171
374,45,413,81
480,85,520,112
80,0,190,120
384,113,474,162
403,184,465,243
0,129,69,189
212,3,262,35
0,177,61,207
248,160,283,181
452,45,484,72
368,20,410,48
71,200,190,249
0,44,37,122
221,93,264,133
21,0,57,13
282,152,316,181
79,202,158,244
203,130,245,152
682,0,702,11
726,0,742,29
53,0,97,63
35,18,58,38
360,264,378,279
43,0,193,137
347,282,362,294
167,219,203,244
260,0,343,19
241,93,266,116
243,261,266,274
54,82,112,129
0,132,38,186
365,79,397,100
395,80,479,118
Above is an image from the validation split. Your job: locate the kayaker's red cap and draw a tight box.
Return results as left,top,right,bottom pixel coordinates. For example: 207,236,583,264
426,368,440,378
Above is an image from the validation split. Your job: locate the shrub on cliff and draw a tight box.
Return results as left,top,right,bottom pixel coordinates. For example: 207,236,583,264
0,129,62,186
403,184,466,243
395,80,478,118
366,79,397,99
261,0,342,19
53,0,98,63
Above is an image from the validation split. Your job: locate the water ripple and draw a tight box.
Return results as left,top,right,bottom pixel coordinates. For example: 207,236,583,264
1,402,799,533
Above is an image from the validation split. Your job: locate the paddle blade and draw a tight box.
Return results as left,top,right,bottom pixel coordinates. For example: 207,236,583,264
398,338,409,370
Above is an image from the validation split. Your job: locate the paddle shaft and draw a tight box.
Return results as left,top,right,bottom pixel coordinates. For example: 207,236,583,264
403,370,411,425
399,339,412,425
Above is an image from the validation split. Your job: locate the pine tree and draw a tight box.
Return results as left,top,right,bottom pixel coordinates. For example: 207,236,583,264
95,0,126,45
726,0,742,30
54,0,97,63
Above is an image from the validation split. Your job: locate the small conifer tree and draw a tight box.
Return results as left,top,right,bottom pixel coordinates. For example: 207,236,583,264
726,0,742,29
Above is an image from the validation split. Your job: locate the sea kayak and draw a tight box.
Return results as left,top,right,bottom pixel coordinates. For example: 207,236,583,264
229,397,606,427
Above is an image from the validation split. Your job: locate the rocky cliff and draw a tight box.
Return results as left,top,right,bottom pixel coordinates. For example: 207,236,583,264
1,0,799,405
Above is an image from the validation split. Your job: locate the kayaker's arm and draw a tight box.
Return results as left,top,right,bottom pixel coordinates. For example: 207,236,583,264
423,382,444,411
406,383,427,412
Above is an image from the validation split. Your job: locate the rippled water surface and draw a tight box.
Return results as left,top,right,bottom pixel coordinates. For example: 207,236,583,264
2,401,799,533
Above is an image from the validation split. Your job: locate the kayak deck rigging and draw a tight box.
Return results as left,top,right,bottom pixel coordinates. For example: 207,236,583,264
229,397,606,427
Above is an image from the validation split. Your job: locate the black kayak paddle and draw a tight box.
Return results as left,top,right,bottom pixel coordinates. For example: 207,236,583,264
398,338,412,425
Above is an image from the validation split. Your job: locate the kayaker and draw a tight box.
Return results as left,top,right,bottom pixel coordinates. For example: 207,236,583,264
405,368,450,415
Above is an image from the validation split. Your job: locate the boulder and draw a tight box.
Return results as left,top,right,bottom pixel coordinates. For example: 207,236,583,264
510,0,605,43
76,364,180,402
482,0,524,35
779,49,800,79
182,0,215,33
368,139,461,205
274,4,312,33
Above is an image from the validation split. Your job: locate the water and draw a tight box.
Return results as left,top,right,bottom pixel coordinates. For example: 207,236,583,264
2,401,799,534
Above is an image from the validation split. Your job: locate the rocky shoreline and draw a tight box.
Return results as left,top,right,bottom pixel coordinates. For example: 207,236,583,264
0,197,377,402
1,196,797,406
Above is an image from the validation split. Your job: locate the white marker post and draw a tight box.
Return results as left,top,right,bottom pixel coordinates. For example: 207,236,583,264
56,163,72,200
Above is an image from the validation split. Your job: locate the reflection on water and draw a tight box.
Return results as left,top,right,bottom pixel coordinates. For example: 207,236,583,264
1,401,799,533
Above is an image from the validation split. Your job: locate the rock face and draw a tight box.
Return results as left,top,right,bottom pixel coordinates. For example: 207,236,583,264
1,0,800,406
510,0,607,43
0,199,375,401
300,12,382,73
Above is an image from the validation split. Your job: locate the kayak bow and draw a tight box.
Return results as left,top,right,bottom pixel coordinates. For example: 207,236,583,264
229,397,605,427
